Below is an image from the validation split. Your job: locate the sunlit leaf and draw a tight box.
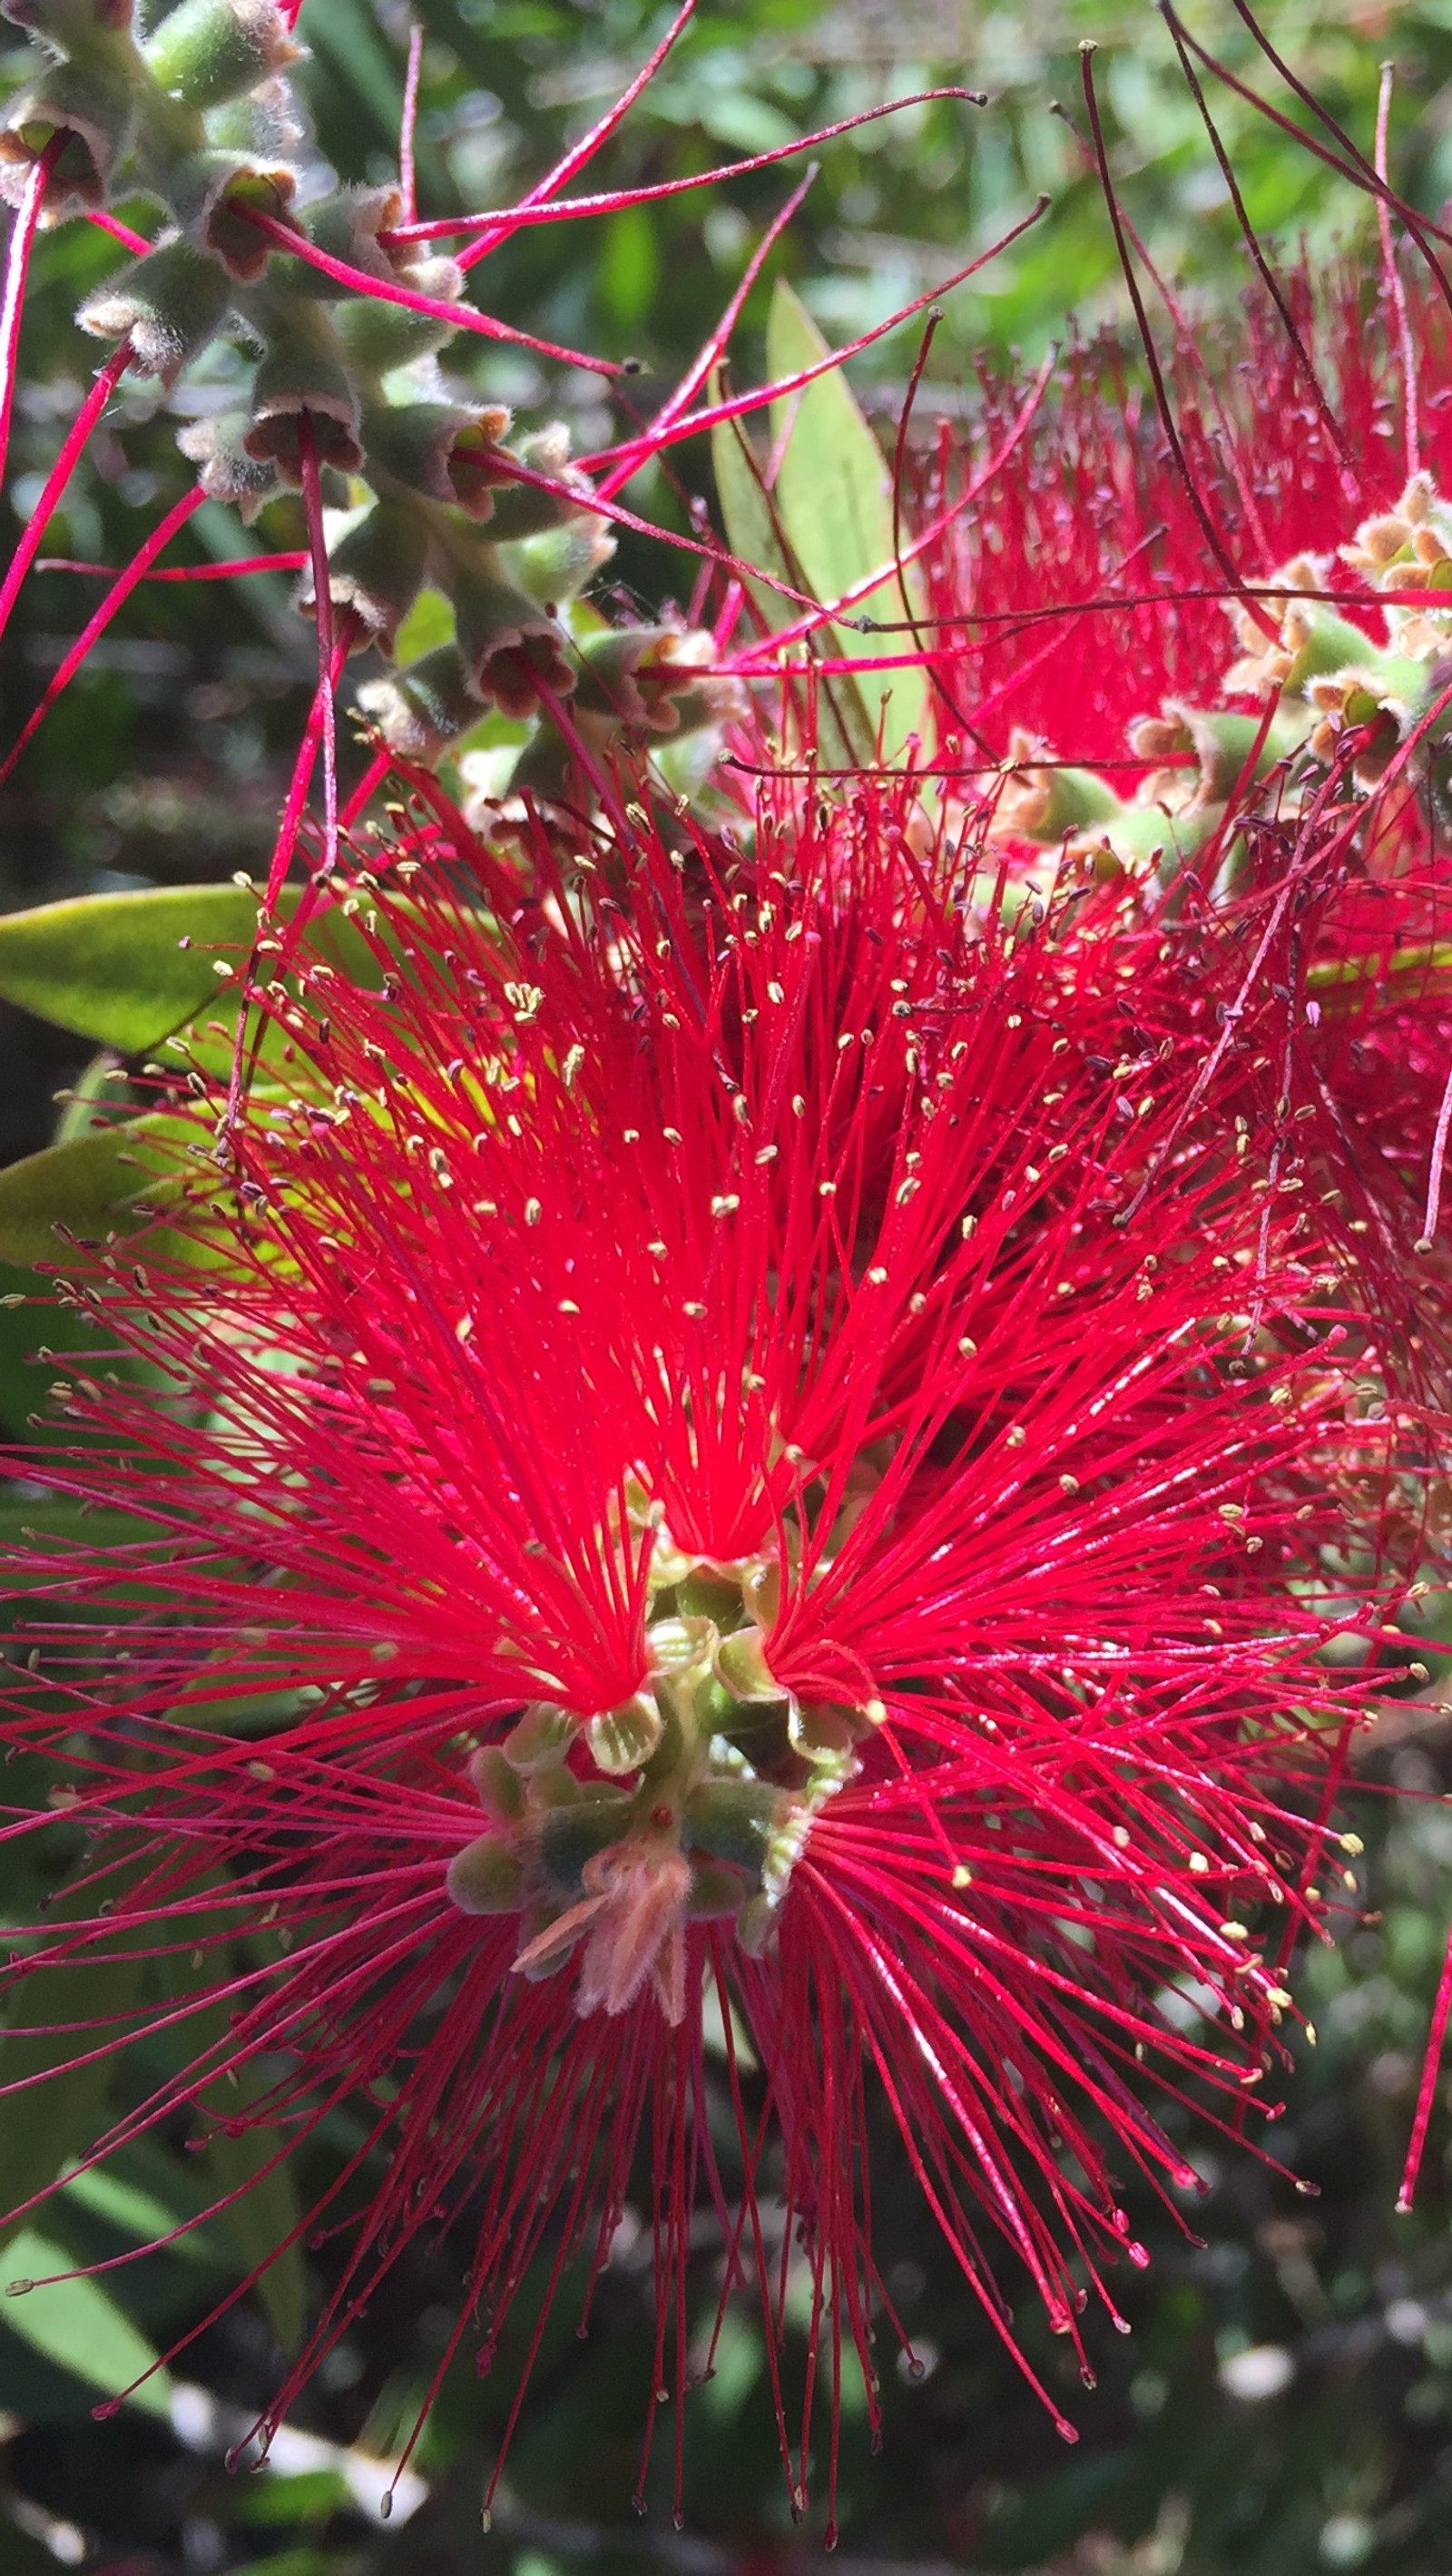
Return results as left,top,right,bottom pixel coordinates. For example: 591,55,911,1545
765,279,928,765
1,2228,173,2418
0,885,264,1051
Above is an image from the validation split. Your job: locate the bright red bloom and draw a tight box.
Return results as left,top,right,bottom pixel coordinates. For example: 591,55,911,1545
1,778,1400,2522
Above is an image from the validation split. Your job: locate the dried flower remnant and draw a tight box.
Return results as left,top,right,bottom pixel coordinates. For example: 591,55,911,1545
0,782,1399,2522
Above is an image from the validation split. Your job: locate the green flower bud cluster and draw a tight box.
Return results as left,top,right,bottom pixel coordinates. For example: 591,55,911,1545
445,1481,887,2023
0,0,741,809
996,470,1452,888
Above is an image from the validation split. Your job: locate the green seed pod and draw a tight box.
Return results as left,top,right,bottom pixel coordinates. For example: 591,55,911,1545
169,152,297,283
243,304,361,481
446,1832,525,1916
682,1777,785,1875
466,1744,525,1826
536,1793,631,1899
299,497,428,654
79,232,231,385
502,513,614,610
361,400,513,518
0,56,139,216
144,0,302,112
333,258,466,370
357,644,480,762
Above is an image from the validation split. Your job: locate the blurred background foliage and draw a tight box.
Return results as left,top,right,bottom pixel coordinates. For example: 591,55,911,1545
5,2,1452,2570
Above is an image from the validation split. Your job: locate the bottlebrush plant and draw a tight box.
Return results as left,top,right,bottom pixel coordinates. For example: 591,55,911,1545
0,787,1411,2531
1,0,1452,2550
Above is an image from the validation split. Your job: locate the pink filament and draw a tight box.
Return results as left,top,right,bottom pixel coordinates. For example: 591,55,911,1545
0,344,132,650
0,482,205,785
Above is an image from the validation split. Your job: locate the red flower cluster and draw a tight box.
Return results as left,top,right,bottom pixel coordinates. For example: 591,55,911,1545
1,772,1408,2524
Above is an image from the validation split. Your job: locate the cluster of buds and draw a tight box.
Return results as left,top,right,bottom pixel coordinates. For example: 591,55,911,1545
446,1474,888,2019
993,470,1452,884
0,0,739,806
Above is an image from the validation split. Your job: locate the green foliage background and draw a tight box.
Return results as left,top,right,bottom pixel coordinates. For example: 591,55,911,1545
4,3,1452,2570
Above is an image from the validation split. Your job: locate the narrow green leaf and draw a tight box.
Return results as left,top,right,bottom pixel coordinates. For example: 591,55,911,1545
201,2088,307,2357
1,2228,172,2418
0,1853,152,2253
157,1890,309,2356
765,279,928,765
0,885,263,1051
711,388,863,774
0,1115,192,1272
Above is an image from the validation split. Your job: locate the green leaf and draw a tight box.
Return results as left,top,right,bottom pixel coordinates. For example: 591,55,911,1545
0,1115,193,1272
201,2085,307,2357
765,279,928,765
1,2228,173,2418
0,884,265,1051
0,1854,152,2255
0,880,417,1056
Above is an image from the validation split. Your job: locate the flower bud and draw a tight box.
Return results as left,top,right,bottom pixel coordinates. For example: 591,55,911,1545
466,1744,525,1824
0,57,138,217
357,644,481,762
143,0,302,111
169,152,297,283
502,1699,574,1775
333,256,466,370
361,401,514,518
79,232,231,385
243,308,361,480
502,513,614,610
686,1863,748,1920
446,1832,524,1915
536,1793,631,1899
176,411,280,521
992,728,1128,844
681,1777,785,1875
297,498,427,654
585,1691,662,1776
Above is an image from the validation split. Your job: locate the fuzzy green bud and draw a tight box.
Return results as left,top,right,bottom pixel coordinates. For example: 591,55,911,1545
299,498,427,653
333,257,466,370
243,305,361,481
466,1744,525,1825
361,400,514,519
446,561,574,717
682,1777,785,1875
143,0,302,111
536,1793,631,1899
503,514,614,610
0,56,138,215
357,644,480,762
169,152,297,282
79,232,231,384
446,1833,524,1915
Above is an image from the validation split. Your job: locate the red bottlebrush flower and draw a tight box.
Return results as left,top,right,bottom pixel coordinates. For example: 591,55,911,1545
2,780,1400,2526
908,272,1448,769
